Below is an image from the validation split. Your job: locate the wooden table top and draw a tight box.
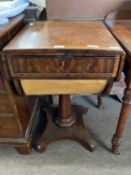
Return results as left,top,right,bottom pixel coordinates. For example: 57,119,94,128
3,21,123,53
106,20,131,56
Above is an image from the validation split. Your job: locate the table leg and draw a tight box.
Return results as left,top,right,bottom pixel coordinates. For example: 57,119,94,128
97,95,104,109
97,79,114,108
112,58,131,154
36,95,96,153
112,88,131,154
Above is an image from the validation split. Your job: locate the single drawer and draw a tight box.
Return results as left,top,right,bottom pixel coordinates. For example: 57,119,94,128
0,94,14,114
0,116,21,137
7,55,119,78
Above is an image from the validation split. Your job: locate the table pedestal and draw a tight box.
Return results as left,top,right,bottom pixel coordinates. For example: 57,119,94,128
37,95,95,153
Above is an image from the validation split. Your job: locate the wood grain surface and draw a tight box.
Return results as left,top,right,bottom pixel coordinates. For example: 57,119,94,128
106,20,131,55
3,21,123,52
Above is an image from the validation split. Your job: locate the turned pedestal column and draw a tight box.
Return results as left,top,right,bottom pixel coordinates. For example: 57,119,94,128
37,95,95,153
55,95,76,127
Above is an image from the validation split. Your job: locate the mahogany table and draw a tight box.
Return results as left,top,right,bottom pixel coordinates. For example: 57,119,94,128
2,21,125,153
105,20,131,154
0,15,39,154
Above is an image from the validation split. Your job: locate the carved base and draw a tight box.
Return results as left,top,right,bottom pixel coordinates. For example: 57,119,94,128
36,106,96,153
55,115,76,127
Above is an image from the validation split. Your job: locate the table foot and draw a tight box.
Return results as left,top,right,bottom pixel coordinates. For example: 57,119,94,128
37,144,47,153
112,135,121,155
37,106,96,153
112,149,120,155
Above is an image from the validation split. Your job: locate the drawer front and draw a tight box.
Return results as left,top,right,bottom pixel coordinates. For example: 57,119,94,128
11,57,114,73
0,117,21,137
7,55,119,78
0,94,14,114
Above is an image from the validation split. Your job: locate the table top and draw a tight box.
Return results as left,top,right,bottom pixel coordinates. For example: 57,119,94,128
3,20,123,53
106,20,131,56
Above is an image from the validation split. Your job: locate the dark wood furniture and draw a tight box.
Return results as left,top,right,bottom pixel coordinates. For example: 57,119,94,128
105,19,131,154
2,21,125,153
0,15,39,154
